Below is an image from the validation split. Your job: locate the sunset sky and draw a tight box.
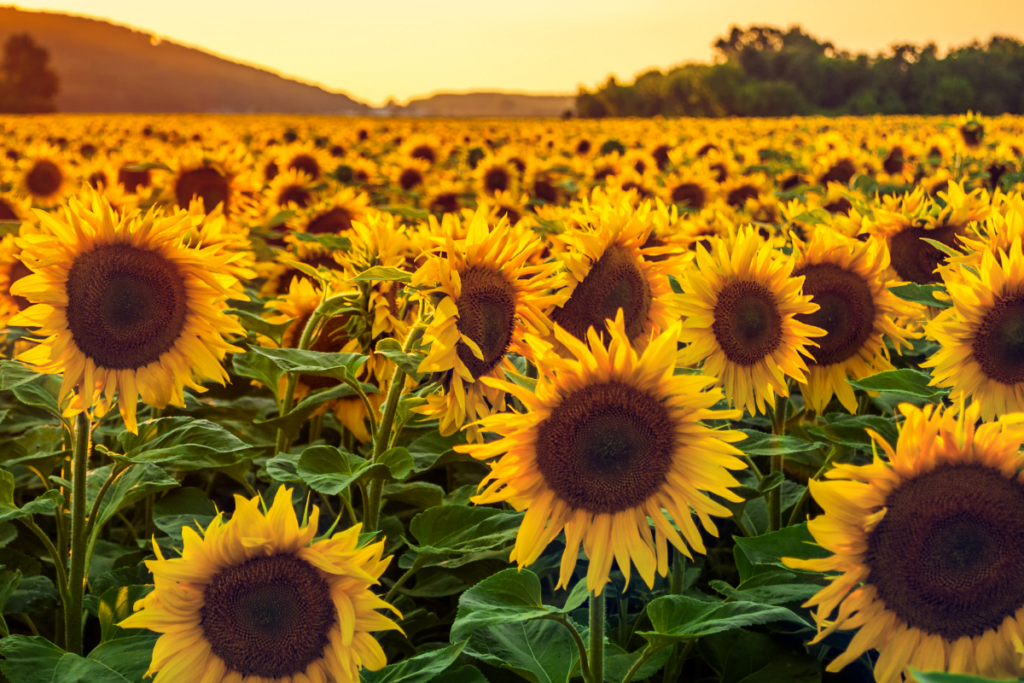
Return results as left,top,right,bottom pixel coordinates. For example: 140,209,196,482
10,0,1024,106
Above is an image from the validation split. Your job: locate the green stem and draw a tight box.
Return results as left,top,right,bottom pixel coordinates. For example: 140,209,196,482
275,296,330,455
787,445,846,527
543,615,592,683
83,465,128,542
620,642,669,683
308,413,324,443
384,554,429,603
363,326,424,533
589,586,606,683
670,547,685,595
768,392,788,532
65,412,90,656
20,518,70,612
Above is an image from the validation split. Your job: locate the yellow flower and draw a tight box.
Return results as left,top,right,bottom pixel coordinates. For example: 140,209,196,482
923,239,1024,421
677,227,824,415
10,195,245,432
785,403,1024,683
792,231,914,413
121,487,401,683
457,311,747,595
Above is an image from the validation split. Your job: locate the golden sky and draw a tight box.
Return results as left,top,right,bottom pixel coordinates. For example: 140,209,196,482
11,0,1024,106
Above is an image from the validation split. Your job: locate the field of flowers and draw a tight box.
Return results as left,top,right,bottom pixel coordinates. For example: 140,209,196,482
0,112,1023,683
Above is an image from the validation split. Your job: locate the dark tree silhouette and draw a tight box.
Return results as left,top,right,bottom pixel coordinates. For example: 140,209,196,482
0,34,59,113
578,25,1024,118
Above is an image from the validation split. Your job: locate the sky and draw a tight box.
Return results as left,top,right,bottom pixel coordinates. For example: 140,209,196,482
10,0,1024,106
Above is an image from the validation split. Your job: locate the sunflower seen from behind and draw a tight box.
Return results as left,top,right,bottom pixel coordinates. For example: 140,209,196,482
121,487,401,683
785,403,1024,682
792,231,914,413
677,227,824,415
10,196,245,432
457,311,747,594
923,238,1024,421
414,208,560,440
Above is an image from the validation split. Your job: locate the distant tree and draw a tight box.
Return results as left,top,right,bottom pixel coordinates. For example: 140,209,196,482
0,34,59,113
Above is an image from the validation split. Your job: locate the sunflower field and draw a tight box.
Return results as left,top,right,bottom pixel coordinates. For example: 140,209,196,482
0,113,1023,683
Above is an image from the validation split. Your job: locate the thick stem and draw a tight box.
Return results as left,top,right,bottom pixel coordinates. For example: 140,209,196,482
543,615,592,683
65,412,90,656
670,547,685,595
274,299,328,455
363,326,424,533
589,586,606,683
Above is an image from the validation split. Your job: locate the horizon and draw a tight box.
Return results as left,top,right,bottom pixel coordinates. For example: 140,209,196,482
6,0,1024,107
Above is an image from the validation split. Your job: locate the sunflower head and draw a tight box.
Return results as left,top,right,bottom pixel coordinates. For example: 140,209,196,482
786,402,1024,682
121,487,401,683
677,227,825,415
10,195,245,431
457,311,747,594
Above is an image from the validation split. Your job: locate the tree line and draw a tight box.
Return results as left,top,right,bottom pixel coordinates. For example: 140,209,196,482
576,25,1024,118
0,34,59,113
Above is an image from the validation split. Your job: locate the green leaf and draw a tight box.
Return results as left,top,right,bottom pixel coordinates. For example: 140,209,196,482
295,445,414,496
805,414,898,453
375,338,424,381
291,231,352,252
462,618,579,683
700,629,821,683
152,488,218,543
362,641,466,683
232,347,283,399
709,579,820,606
407,431,471,473
382,482,445,509
117,417,252,470
604,643,672,683
639,595,808,646
255,381,378,440
91,464,179,530
0,633,156,683
97,584,153,642
408,506,524,568
247,346,367,383
0,360,43,390
738,430,827,457
733,523,831,570
848,369,946,400
0,569,21,635
450,568,588,642
351,266,412,284
6,574,58,614
0,469,63,525
890,283,952,309
227,309,295,346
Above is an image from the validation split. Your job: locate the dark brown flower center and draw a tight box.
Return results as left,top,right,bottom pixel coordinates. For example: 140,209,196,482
711,280,783,365
288,154,321,180
277,185,311,208
65,244,188,369
552,244,652,344
888,222,963,284
884,147,905,174
429,193,460,215
0,200,18,221
201,554,336,679
960,123,984,148
726,185,759,207
972,294,1024,385
455,267,517,379
307,207,353,234
411,144,436,163
118,166,151,194
671,183,706,209
399,168,423,191
7,260,32,312
823,198,852,216
175,167,230,215
533,178,559,204
866,463,1024,640
820,159,856,186
26,160,62,197
794,264,875,366
484,167,510,194
535,381,675,513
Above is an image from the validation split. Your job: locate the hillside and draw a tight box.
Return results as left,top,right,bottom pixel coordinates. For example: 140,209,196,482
0,7,370,114
402,92,576,117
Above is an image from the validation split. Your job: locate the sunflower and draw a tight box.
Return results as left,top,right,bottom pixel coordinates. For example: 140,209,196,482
9,196,246,432
162,144,256,217
414,208,560,440
121,487,401,683
297,187,372,236
677,227,824,415
548,198,682,352
869,182,990,285
922,239,1024,421
456,311,747,594
266,168,319,212
473,155,520,197
792,231,914,413
784,402,1024,682
17,143,69,207
0,233,31,326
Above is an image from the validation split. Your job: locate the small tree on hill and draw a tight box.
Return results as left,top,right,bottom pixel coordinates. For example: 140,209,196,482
0,34,59,113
